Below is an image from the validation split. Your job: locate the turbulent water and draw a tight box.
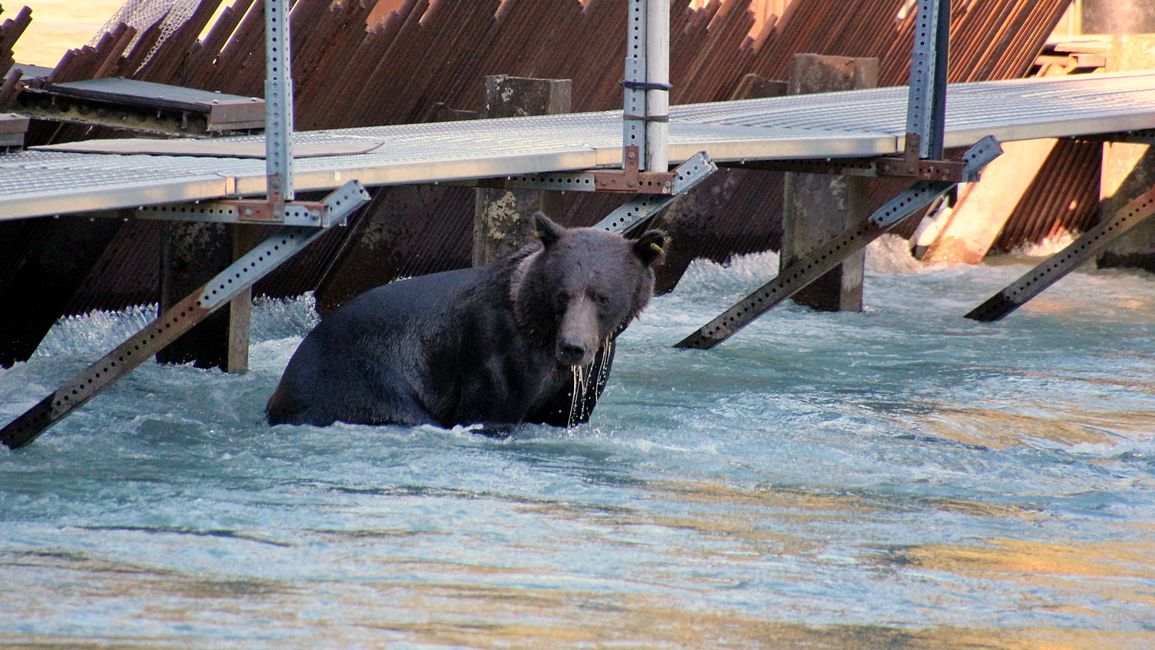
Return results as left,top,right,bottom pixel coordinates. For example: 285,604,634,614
3,237,1155,649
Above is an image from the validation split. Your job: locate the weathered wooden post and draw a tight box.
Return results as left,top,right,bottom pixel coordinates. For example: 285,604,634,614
473,75,572,266
781,54,878,311
160,0,296,373
158,224,261,371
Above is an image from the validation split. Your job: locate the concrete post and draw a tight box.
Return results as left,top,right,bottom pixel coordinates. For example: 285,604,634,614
1082,0,1155,34
781,54,878,311
158,223,261,372
1097,35,1155,273
473,76,571,267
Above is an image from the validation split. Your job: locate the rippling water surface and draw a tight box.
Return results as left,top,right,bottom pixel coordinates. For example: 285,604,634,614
3,238,1155,648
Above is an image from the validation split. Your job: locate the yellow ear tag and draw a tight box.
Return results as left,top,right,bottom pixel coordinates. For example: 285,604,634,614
649,242,664,256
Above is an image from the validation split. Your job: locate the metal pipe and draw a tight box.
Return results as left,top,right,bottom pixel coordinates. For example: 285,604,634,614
265,0,294,204
645,0,669,171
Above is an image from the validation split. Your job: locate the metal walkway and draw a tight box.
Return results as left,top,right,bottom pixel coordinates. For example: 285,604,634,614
2,70,1154,222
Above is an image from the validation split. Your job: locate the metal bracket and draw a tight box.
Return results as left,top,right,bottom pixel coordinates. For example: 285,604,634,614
134,180,368,227
874,133,973,181
1092,129,1155,146
589,145,679,193
966,182,1155,322
727,148,974,182
0,181,370,449
674,136,1000,350
466,150,715,198
593,152,717,232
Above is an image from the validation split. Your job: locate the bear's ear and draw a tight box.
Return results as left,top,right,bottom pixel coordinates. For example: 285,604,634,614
631,229,668,266
533,212,566,247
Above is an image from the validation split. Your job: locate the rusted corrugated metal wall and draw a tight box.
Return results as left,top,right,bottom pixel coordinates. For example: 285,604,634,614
1,0,1081,321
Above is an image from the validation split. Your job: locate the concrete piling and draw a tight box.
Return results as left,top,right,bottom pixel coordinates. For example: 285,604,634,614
472,76,572,267
781,54,878,312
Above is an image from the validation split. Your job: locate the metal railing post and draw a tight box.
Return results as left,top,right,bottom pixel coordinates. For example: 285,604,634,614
623,0,649,169
905,0,950,160
623,0,670,172
645,0,670,172
265,0,294,207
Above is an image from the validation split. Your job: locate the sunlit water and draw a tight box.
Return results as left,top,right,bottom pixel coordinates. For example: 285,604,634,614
3,237,1155,648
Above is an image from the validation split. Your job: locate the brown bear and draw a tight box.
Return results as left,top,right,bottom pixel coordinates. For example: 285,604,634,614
265,213,665,429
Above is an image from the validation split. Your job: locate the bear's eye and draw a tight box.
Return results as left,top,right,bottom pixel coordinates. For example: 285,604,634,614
589,291,610,307
555,290,572,307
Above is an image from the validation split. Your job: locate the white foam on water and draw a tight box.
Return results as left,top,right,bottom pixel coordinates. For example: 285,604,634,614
3,250,1155,647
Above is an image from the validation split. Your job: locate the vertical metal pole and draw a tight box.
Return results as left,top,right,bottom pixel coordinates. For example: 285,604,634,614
623,0,648,169
905,0,950,160
645,0,670,172
265,0,294,206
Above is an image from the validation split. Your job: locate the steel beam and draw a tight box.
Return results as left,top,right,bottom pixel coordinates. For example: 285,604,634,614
466,150,715,196
623,0,648,169
0,182,369,450
265,0,294,206
906,0,950,161
675,136,1001,349
966,183,1155,322
622,0,670,173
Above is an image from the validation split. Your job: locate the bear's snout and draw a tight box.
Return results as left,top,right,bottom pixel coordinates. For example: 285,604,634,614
557,335,590,367
557,298,599,367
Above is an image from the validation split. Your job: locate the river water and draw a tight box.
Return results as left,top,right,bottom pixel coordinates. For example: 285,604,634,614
2,237,1155,648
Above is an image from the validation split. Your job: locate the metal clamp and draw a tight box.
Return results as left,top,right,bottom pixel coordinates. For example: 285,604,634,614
593,151,717,232
590,145,678,193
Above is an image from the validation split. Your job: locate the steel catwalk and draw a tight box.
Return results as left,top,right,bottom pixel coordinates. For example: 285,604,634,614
1,71,1153,222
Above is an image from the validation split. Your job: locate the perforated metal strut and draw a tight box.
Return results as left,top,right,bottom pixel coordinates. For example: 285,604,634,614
675,136,1001,350
265,0,294,205
966,183,1155,322
0,181,369,449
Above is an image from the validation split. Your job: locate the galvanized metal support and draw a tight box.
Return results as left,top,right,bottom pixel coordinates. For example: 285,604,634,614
0,182,370,450
676,136,1001,349
621,0,670,174
644,0,670,173
905,0,950,161
874,0,968,182
265,0,294,207
592,152,716,233
470,151,715,197
965,183,1155,322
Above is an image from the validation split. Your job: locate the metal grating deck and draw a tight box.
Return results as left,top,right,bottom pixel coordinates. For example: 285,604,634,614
3,70,1154,222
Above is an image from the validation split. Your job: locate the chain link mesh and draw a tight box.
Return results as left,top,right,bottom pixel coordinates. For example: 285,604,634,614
90,0,204,65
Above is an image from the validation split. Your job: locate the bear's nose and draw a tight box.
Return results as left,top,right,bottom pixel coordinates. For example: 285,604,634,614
557,337,589,366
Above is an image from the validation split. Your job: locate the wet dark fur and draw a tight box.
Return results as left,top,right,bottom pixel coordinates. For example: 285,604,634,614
266,214,665,429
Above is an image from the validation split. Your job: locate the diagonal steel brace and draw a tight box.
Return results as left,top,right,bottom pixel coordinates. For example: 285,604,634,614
966,183,1155,322
0,181,370,449
675,136,1001,350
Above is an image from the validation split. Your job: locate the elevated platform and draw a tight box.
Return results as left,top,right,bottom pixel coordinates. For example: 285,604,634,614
15,77,266,136
1,70,1153,222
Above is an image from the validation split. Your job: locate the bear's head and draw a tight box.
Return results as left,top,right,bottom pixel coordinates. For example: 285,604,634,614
511,212,666,368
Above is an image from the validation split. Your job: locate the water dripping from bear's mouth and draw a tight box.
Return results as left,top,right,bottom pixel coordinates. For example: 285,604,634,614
566,337,614,428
